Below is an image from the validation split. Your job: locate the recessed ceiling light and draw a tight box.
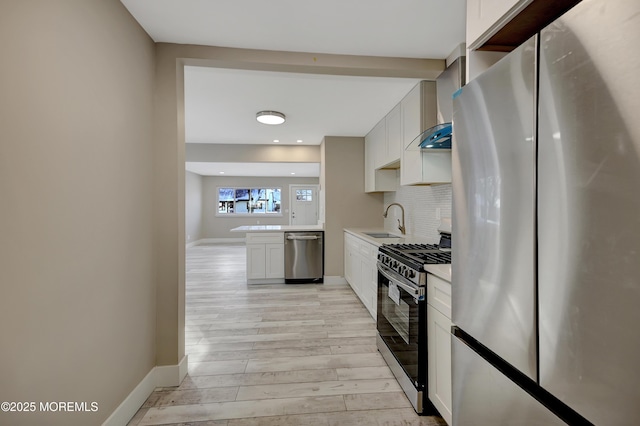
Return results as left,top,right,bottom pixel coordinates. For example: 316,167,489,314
296,139,303,143
256,110,285,125
273,139,279,143
291,172,295,175
219,171,225,174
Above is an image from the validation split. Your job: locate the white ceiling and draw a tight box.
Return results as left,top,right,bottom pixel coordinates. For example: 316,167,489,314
184,66,422,145
120,0,466,176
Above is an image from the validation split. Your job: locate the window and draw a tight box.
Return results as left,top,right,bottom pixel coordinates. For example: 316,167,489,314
296,189,313,201
218,187,281,215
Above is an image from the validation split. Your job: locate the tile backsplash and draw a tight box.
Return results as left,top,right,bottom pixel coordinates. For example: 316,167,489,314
383,183,452,243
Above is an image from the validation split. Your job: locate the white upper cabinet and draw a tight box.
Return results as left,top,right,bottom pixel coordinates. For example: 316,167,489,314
369,118,386,169
466,0,533,50
365,111,398,193
465,0,585,80
369,103,402,170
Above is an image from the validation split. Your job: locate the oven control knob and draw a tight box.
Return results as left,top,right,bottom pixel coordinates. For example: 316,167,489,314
392,261,398,268
408,270,416,279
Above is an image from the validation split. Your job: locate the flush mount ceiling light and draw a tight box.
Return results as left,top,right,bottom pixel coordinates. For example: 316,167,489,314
256,110,285,125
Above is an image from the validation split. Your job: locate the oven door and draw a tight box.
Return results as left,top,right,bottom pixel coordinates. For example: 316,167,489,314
376,262,427,389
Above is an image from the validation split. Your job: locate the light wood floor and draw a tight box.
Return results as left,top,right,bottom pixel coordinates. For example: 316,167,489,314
128,243,446,426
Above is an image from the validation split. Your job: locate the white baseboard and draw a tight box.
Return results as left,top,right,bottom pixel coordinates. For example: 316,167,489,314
155,355,188,387
102,355,188,426
187,238,245,248
247,278,286,285
323,276,348,285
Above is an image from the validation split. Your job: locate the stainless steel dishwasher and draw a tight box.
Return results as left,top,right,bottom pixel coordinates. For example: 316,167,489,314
284,231,324,284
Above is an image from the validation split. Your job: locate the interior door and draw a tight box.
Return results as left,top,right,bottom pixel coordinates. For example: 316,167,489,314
290,185,318,226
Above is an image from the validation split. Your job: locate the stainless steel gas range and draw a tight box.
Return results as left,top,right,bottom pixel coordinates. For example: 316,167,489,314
376,232,451,415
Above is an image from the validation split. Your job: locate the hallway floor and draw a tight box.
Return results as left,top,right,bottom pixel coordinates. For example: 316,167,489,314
128,243,446,425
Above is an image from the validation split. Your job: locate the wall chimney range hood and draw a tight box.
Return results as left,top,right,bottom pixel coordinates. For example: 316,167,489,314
416,122,453,149
407,56,464,152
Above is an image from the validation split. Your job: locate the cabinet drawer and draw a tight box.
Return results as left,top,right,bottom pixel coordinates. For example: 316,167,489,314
357,241,377,258
427,273,452,318
246,232,284,244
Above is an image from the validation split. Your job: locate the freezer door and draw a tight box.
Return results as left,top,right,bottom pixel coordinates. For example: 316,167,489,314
452,336,566,426
451,36,537,379
538,1,640,424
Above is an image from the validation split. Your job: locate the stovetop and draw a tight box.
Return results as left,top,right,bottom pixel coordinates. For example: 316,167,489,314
379,243,452,270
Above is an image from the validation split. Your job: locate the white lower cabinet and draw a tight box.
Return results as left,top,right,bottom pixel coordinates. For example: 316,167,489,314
344,232,378,319
264,243,284,279
427,273,453,425
246,233,284,283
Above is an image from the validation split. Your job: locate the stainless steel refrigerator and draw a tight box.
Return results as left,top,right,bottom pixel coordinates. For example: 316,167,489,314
451,0,640,424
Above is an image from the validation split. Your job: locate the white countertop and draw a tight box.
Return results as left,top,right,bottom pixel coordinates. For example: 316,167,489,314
345,228,452,281
425,264,452,282
344,228,433,247
231,225,324,233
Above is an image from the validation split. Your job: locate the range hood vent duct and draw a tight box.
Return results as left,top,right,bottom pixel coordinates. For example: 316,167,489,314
407,56,465,151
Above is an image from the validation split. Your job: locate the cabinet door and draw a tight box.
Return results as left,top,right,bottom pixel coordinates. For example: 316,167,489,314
351,252,363,296
364,136,375,193
369,118,386,169
246,244,266,279
344,234,354,285
265,243,284,279
359,256,374,316
428,304,453,425
361,256,378,320
385,103,402,166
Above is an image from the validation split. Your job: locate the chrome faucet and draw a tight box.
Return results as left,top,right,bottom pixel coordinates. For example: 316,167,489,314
383,203,406,235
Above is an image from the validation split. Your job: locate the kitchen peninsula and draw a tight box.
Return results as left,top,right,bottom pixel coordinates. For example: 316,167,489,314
231,225,324,284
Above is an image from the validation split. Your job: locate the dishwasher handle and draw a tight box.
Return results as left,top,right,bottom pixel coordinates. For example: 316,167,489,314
287,235,320,240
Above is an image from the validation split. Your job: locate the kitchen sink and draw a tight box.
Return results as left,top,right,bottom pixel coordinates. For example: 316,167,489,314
364,232,402,239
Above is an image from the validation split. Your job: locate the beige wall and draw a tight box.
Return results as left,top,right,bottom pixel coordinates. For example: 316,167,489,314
201,176,320,239
0,1,155,425
186,143,321,163
186,171,204,243
321,137,384,276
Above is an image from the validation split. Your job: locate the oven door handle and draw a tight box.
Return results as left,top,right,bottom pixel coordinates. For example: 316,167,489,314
377,263,423,300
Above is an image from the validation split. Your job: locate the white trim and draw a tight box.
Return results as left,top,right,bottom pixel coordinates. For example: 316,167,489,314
102,355,188,426
102,368,156,426
155,355,189,388
323,276,348,285
186,239,201,248
187,238,245,247
247,278,285,285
